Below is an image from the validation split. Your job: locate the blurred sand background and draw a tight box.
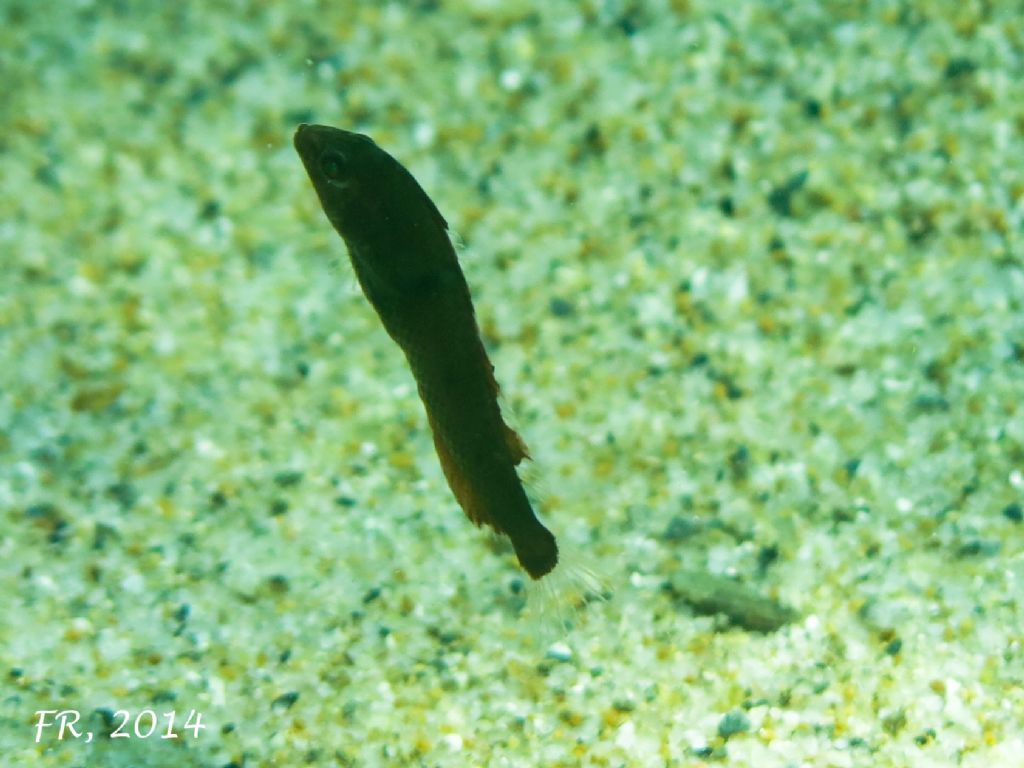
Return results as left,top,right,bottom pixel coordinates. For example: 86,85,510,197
2,1,1023,765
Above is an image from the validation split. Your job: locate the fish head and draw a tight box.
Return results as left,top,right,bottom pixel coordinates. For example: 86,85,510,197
294,123,458,309
293,124,385,233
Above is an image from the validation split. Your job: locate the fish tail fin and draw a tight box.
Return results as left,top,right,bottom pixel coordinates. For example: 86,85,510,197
523,539,609,638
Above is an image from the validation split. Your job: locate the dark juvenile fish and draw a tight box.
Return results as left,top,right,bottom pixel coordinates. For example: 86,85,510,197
293,124,558,579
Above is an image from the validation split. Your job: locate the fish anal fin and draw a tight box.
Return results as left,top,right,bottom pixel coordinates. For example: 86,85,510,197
427,414,495,529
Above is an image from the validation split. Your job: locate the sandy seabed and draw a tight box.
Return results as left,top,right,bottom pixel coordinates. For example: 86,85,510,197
2,1,1022,766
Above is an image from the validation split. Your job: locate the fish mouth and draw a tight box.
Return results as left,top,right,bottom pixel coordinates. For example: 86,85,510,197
293,123,322,158
293,123,357,166
294,124,377,164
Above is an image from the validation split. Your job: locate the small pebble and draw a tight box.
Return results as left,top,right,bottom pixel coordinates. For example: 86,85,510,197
717,710,751,738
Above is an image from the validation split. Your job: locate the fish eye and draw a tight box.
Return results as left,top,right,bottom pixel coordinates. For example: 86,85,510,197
319,151,347,182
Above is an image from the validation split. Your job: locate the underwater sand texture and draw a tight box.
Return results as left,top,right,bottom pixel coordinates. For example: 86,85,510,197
2,1,1023,766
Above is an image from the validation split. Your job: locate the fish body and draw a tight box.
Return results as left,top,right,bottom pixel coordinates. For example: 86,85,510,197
294,124,558,578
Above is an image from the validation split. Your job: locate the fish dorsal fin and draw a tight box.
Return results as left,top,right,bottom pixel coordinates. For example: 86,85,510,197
481,358,531,465
503,423,530,465
393,160,449,232
423,185,449,232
